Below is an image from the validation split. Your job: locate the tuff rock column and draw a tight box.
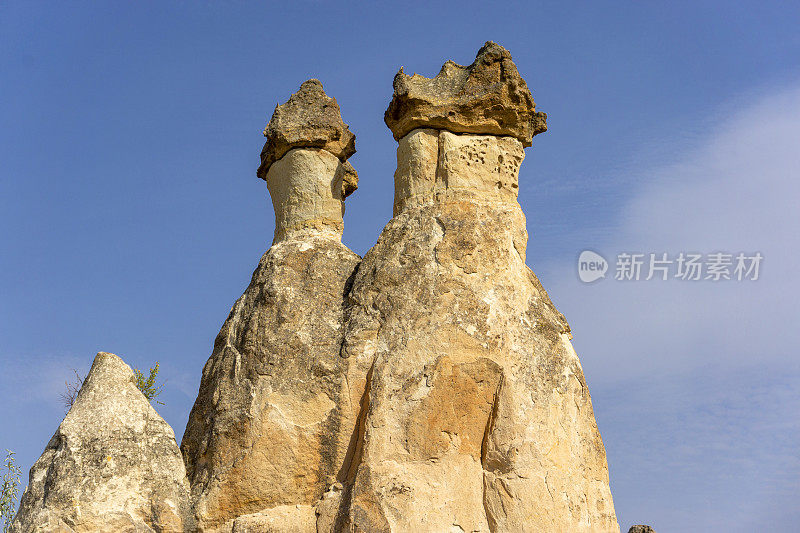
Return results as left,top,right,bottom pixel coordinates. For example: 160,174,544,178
341,42,619,532
11,352,191,533
180,79,361,532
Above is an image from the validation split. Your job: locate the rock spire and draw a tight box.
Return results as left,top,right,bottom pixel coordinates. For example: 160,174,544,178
11,352,191,532
341,43,619,531
180,81,362,531
13,43,619,533
257,79,358,243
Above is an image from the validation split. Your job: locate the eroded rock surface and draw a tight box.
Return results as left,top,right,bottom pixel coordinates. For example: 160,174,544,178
265,148,356,243
183,43,616,533
340,126,619,532
628,526,656,533
180,237,360,532
181,81,362,532
11,352,190,533
258,79,356,179
13,43,620,533
385,41,547,145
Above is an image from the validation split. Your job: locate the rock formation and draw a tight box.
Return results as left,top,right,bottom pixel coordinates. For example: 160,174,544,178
12,43,620,533
340,42,618,532
11,352,190,532
628,526,656,533
257,79,356,182
180,80,362,531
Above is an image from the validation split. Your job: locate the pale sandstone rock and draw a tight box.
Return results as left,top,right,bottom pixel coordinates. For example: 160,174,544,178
340,127,619,531
185,45,615,532
385,42,547,145
392,128,437,216
230,505,317,533
180,234,361,532
266,148,354,243
393,129,524,215
182,109,361,530
258,79,356,179
11,352,190,533
438,130,523,201
315,485,346,533
14,45,619,533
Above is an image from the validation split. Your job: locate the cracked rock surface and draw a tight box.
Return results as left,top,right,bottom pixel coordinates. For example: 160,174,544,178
11,352,191,533
384,41,547,146
12,43,619,533
339,129,619,532
180,236,361,532
258,79,356,179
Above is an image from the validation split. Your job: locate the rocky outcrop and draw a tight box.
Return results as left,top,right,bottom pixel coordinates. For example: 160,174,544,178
13,43,619,533
384,41,547,146
180,81,361,532
258,80,358,244
628,526,656,533
180,236,360,532
182,43,616,533
11,352,190,533
340,127,618,532
258,79,356,179
337,44,617,532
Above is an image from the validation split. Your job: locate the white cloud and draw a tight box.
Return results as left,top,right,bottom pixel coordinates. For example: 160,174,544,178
543,82,800,381
536,82,800,531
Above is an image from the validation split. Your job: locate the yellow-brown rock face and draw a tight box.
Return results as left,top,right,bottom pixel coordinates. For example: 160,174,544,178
182,43,617,533
180,82,361,532
340,126,619,532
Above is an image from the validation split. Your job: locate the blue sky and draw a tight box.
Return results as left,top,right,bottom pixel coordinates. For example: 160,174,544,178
1,2,799,530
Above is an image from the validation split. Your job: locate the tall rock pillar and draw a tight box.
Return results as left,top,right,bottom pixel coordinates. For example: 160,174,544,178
341,43,619,532
180,79,362,532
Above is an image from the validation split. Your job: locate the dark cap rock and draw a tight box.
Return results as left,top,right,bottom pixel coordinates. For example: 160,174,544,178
257,79,356,179
384,41,547,146
628,526,656,533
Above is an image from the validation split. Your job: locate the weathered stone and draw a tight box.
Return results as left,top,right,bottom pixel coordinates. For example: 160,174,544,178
339,129,619,532
628,526,656,533
258,79,356,179
12,45,621,533
314,485,346,533
181,186,359,531
339,160,358,199
438,130,524,199
180,235,361,531
230,505,316,533
182,81,365,531
11,352,190,533
385,41,547,146
393,128,525,215
392,128,438,216
265,148,354,243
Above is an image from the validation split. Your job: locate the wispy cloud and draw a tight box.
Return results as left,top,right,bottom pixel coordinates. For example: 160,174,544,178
538,83,800,531
544,82,800,381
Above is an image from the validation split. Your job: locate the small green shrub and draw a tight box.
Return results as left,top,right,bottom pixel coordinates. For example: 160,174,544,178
0,450,21,532
133,362,165,405
61,361,165,411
